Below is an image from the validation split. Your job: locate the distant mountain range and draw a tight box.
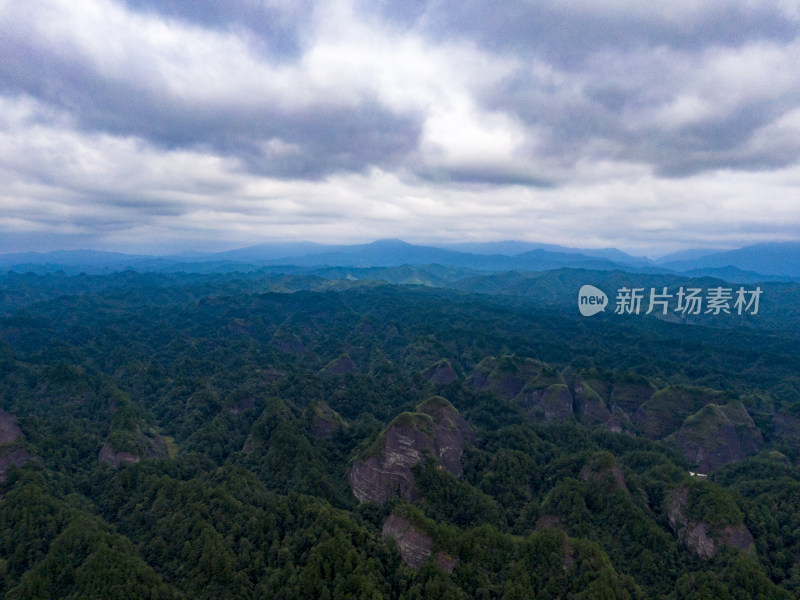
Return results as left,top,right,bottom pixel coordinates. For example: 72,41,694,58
1,239,798,282
657,242,800,278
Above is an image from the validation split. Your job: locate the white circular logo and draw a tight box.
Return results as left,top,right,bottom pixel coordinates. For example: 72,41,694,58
578,285,608,316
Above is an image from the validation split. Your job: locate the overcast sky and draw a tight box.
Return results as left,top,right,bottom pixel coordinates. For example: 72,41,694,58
2,0,800,256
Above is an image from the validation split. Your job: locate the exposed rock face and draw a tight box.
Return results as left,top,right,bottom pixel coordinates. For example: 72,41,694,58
467,356,544,400
417,397,474,476
422,359,459,385
580,454,629,495
719,524,756,553
347,397,472,504
516,364,573,421
571,380,610,427
582,376,612,404
98,432,169,469
381,514,461,573
226,397,255,415
227,318,253,335
0,410,23,444
604,410,634,436
608,379,655,415
308,402,344,440
382,515,433,570
270,329,304,354
771,413,800,451
633,386,722,440
348,418,430,503
464,357,495,391
435,551,458,574
667,487,754,558
519,383,573,421
674,402,762,472
0,410,32,483
321,354,358,376
99,442,141,468
0,446,32,483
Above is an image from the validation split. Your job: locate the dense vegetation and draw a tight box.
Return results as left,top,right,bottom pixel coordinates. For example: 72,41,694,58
1,269,799,598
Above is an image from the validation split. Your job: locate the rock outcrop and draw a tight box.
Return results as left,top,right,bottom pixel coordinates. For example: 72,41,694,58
666,486,754,558
467,356,545,400
347,397,473,504
382,515,433,570
435,551,458,574
226,396,255,415
461,357,764,473
771,413,800,452
518,383,573,421
0,410,32,483
633,386,723,440
270,328,305,354
0,447,33,483
579,452,629,495
416,396,474,476
382,515,457,572
307,402,345,440
608,377,655,415
571,380,610,426
99,442,142,468
674,401,762,472
99,431,169,469
320,354,358,376
421,359,459,385
0,410,23,444
604,409,635,436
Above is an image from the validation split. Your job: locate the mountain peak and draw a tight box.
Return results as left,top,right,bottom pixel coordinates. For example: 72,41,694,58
367,239,413,248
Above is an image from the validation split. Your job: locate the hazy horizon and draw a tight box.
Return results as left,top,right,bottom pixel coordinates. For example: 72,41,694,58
1,236,797,264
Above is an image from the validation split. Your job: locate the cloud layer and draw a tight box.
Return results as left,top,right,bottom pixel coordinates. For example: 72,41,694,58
2,0,799,254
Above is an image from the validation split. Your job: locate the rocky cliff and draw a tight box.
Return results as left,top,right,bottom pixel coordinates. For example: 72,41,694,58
421,359,459,385
608,377,655,415
347,397,472,504
570,379,611,426
673,401,762,472
98,430,169,469
98,442,142,468
667,486,754,558
382,515,433,570
0,409,23,444
416,396,474,476
518,383,574,421
306,401,345,440
579,452,629,495
0,410,32,483
320,354,358,376
465,357,767,472
382,515,457,572
771,413,800,452
633,386,724,440
466,356,545,400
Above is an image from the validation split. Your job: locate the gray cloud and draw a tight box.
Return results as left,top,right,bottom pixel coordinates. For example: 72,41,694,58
356,0,800,177
0,8,423,180
366,0,799,61
1,0,800,254
121,0,314,60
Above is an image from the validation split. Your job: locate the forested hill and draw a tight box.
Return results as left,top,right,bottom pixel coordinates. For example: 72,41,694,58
1,270,800,598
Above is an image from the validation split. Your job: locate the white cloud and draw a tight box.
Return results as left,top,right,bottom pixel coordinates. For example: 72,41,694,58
1,0,800,253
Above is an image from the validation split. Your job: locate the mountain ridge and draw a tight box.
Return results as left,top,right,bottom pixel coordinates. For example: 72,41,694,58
1,239,799,282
